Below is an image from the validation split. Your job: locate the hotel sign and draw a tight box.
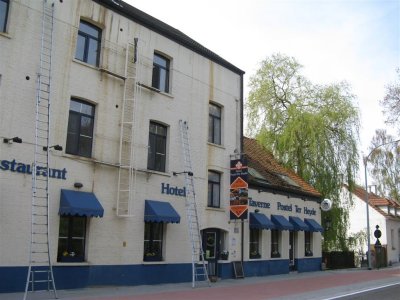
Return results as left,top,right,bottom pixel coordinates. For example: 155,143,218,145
230,157,248,220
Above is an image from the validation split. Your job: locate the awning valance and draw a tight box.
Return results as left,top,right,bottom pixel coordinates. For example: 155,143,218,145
59,189,104,217
144,200,180,223
271,214,294,231
304,218,324,232
289,216,309,231
249,212,275,230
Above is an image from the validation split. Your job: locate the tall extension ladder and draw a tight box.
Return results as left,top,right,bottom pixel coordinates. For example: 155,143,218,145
24,1,57,299
116,39,142,217
178,120,210,288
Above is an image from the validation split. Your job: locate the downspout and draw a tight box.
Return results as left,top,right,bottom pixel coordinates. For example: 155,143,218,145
240,73,244,264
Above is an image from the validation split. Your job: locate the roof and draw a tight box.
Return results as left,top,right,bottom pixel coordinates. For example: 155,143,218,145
243,137,321,200
346,185,400,220
95,0,245,75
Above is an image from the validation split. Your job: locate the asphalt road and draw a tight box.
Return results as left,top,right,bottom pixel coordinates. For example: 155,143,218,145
330,283,400,300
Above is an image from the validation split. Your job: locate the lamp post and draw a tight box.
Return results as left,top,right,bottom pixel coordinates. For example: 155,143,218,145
364,138,400,270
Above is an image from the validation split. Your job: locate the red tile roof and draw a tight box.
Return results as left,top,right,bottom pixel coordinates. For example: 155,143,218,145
243,137,321,198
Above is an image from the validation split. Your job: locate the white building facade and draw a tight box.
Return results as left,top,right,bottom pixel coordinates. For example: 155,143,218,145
342,186,400,266
0,0,323,293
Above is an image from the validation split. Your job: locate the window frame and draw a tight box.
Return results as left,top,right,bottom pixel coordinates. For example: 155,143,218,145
271,229,281,258
75,20,101,67
0,0,9,33
66,98,95,158
208,103,222,145
152,52,170,93
249,228,261,259
143,222,164,261
57,215,87,263
147,121,167,172
208,170,221,208
305,231,313,256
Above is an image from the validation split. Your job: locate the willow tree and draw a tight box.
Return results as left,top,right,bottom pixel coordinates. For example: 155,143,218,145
246,53,360,250
381,68,400,131
368,129,400,203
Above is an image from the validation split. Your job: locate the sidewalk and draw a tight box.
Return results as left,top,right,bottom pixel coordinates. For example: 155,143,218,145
2,265,399,300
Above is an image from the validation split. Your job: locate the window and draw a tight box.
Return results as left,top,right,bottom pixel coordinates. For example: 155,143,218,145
271,229,281,258
0,0,9,33
152,53,170,93
305,231,313,256
208,171,221,208
75,20,101,66
208,103,221,145
144,222,163,261
391,229,395,250
249,228,261,259
66,99,95,158
147,122,167,172
57,216,86,262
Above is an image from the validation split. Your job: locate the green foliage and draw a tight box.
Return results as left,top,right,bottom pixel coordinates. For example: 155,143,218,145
381,68,400,128
246,53,360,251
368,130,400,203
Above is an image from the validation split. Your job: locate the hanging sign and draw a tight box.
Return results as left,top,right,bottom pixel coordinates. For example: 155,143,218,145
230,157,248,220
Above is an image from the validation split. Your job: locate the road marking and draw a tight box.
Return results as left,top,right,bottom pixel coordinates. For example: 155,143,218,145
324,282,400,300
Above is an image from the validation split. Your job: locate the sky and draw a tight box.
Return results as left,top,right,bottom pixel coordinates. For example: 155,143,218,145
125,0,399,183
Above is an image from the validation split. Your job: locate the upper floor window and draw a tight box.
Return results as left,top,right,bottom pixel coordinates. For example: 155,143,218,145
66,99,95,158
0,0,9,33
57,215,87,262
208,103,221,145
208,171,221,208
152,53,170,93
75,20,101,67
147,122,167,172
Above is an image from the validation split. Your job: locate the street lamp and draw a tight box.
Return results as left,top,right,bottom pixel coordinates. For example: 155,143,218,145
364,138,400,270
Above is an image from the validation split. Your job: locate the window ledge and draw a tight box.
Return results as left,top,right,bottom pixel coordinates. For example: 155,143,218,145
0,32,11,39
205,207,225,212
63,153,95,162
54,262,90,266
73,58,100,70
142,261,167,265
138,169,171,177
207,142,225,149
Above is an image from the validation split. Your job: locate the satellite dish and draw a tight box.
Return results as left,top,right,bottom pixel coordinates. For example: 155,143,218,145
321,198,333,211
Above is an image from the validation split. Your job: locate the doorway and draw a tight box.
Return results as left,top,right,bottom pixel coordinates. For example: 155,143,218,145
289,231,297,271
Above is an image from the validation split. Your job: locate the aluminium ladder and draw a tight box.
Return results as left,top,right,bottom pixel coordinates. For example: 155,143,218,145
178,120,210,288
116,38,143,217
24,1,57,299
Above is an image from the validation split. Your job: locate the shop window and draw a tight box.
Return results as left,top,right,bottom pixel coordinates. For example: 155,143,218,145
75,20,101,67
271,229,281,258
0,0,9,33
66,99,95,158
144,222,163,261
305,231,313,256
57,216,86,262
208,171,221,208
147,122,167,172
249,228,261,259
208,103,221,145
152,53,170,93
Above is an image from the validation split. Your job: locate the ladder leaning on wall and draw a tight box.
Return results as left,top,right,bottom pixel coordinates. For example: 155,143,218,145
178,120,210,288
24,1,58,299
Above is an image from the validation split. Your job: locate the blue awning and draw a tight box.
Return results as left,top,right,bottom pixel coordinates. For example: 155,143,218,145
144,200,180,223
289,216,310,231
271,214,294,231
304,218,324,232
59,189,104,217
250,212,275,230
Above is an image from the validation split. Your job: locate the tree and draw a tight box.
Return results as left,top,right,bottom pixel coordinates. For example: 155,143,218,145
381,69,400,130
246,53,360,250
368,129,400,203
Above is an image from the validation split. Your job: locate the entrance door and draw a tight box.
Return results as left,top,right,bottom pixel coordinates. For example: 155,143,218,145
203,228,220,277
289,231,296,271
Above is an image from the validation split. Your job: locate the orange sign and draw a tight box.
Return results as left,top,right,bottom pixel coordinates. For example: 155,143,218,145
230,205,248,218
230,177,248,189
